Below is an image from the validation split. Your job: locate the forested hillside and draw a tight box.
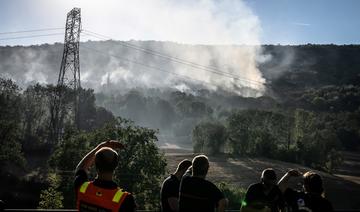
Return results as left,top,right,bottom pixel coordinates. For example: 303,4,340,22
1,43,360,209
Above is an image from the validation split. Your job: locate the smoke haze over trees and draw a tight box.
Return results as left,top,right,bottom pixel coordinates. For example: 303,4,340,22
1,42,360,148
1,42,360,209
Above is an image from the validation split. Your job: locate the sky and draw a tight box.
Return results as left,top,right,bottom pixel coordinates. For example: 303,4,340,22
0,0,359,46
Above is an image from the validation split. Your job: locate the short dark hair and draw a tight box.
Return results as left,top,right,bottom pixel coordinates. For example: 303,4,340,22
95,147,119,173
177,159,192,172
261,168,277,181
303,171,324,194
192,155,209,176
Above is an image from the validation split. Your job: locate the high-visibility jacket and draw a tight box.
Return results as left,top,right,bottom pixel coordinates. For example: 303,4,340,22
77,181,129,212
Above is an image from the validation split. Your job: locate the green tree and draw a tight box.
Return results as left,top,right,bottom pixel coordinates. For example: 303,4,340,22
292,109,343,170
49,117,167,210
38,173,64,209
0,78,26,170
227,111,252,155
21,84,50,151
192,121,227,155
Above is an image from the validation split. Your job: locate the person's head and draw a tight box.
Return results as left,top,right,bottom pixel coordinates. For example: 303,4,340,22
175,159,192,176
192,155,209,177
261,168,277,189
95,147,118,174
303,171,324,195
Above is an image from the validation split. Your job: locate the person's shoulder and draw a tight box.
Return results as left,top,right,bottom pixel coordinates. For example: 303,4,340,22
182,176,208,187
202,179,221,191
181,175,193,183
202,179,225,200
163,174,178,186
162,175,172,183
119,192,136,212
125,192,135,200
312,195,333,211
74,169,88,190
126,192,136,207
272,184,283,194
247,182,262,190
283,188,303,200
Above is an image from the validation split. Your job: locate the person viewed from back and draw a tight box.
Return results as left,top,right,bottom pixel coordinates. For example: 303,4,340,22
160,159,192,212
278,170,333,212
74,140,136,212
183,165,192,178
179,155,228,212
241,168,284,212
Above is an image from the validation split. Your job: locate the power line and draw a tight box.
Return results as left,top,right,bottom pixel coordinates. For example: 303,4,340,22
82,30,265,86
0,26,264,87
0,27,64,35
0,33,64,41
81,45,228,88
82,30,264,86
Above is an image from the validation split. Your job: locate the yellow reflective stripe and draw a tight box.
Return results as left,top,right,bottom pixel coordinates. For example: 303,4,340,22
112,189,125,203
79,182,90,193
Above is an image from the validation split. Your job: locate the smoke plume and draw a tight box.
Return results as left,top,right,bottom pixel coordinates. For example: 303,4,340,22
1,0,267,96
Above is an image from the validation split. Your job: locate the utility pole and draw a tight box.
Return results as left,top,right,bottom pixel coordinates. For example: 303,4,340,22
51,8,81,143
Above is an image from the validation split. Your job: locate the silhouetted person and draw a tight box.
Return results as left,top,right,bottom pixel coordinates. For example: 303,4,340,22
74,140,136,212
0,200,5,212
179,155,228,212
241,168,284,212
183,165,192,177
160,159,192,212
278,170,333,212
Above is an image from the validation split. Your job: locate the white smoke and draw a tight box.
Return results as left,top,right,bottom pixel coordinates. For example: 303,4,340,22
77,0,266,95
2,0,268,96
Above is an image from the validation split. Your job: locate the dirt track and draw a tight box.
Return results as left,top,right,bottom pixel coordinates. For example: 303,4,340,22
161,148,360,210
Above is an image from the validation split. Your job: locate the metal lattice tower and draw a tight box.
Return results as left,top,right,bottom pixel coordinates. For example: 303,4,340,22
58,7,81,90
52,8,81,142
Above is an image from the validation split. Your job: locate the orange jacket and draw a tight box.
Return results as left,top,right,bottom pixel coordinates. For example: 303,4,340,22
77,181,129,212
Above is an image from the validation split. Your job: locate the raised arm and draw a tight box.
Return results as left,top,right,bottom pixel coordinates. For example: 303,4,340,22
75,140,124,173
277,169,301,193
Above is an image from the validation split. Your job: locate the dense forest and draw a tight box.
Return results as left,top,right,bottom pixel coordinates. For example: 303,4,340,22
1,43,360,209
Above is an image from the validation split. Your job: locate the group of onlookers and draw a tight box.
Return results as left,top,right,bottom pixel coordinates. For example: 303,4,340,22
0,140,337,212
161,156,333,212
161,155,227,212
70,140,333,212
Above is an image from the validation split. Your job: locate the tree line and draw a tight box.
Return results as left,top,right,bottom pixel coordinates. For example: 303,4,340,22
192,85,360,173
0,78,167,210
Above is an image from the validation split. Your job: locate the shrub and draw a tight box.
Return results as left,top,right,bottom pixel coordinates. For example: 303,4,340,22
38,173,64,209
217,182,246,210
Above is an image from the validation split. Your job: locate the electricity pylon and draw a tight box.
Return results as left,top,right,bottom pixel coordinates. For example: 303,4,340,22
51,8,81,143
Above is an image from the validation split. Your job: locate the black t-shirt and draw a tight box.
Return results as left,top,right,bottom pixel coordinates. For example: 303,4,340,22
283,188,333,212
161,174,180,212
74,169,136,212
244,183,284,212
179,176,224,212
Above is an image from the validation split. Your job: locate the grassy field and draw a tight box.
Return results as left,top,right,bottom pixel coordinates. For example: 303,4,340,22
161,148,360,210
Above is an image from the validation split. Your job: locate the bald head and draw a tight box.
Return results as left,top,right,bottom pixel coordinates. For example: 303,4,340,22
95,147,119,173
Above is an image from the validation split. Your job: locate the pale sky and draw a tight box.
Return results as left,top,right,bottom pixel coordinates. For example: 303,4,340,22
0,0,359,46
